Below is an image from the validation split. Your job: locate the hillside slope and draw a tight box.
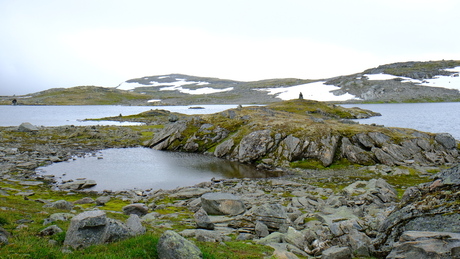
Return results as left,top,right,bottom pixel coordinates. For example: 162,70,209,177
2,60,460,105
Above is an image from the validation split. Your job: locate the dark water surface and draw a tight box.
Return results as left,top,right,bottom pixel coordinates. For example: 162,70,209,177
36,148,277,191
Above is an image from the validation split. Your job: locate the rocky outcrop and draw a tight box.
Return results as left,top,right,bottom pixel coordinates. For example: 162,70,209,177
386,231,460,259
374,164,460,257
146,106,459,168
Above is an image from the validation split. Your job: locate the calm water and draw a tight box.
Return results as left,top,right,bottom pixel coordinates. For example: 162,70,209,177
36,148,277,192
13,102,460,191
0,104,246,127
341,102,460,140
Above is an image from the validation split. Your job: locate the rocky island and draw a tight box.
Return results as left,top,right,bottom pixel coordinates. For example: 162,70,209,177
1,99,459,258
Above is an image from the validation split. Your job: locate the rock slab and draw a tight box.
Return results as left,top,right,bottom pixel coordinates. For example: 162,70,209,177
201,192,245,215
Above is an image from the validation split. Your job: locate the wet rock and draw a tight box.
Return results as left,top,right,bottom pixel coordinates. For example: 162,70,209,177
201,192,245,215
122,203,149,217
157,230,202,259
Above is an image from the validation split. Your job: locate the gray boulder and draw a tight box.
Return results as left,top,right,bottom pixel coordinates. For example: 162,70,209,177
194,207,214,230
0,227,10,245
321,246,352,259
247,203,288,232
435,133,457,149
59,180,97,190
18,122,39,132
95,196,111,206
157,230,202,259
126,214,146,236
63,210,130,249
39,225,63,236
387,231,460,259
43,200,74,210
201,192,245,215
122,203,149,216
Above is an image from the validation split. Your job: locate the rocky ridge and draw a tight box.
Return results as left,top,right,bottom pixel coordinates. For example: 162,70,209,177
146,100,459,169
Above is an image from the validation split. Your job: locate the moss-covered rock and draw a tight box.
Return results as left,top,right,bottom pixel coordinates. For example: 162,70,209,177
145,100,459,169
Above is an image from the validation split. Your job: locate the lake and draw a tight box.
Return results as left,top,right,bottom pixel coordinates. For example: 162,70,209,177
341,102,460,140
6,102,458,191
0,104,247,127
36,148,278,192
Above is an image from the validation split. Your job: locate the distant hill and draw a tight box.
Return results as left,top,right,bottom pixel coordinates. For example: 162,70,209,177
2,60,460,105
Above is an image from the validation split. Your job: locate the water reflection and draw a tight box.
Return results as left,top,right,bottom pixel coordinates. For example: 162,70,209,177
36,148,279,191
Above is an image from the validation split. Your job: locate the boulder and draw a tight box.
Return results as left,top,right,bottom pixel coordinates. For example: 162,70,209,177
247,203,288,232
434,133,457,149
194,208,214,230
201,192,245,215
59,180,97,190
39,225,63,236
387,231,460,259
321,246,352,259
122,203,148,216
43,200,74,210
18,122,39,132
283,227,306,250
255,220,270,238
95,196,111,206
74,197,95,204
157,230,202,259
0,227,10,245
126,214,146,236
63,210,130,249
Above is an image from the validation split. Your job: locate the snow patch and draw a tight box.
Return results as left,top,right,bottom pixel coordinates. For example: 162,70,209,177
161,86,233,95
257,81,360,101
147,99,161,103
418,66,460,90
363,73,420,83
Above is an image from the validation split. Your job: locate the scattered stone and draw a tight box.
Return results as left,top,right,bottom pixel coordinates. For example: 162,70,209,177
39,225,63,236
247,203,288,232
0,227,10,245
126,214,146,236
157,230,202,259
59,180,97,190
63,210,131,249
255,220,270,238
43,200,74,210
194,207,215,230
122,203,149,216
201,192,245,215
74,197,95,204
95,196,111,205
18,122,39,132
321,246,352,259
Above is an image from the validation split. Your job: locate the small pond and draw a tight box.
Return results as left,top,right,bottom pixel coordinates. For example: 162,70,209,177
36,147,279,192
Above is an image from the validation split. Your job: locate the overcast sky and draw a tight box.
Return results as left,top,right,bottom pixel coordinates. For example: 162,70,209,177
1,0,459,96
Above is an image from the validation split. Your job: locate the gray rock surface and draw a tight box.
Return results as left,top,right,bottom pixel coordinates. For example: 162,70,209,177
321,246,352,259
43,200,74,210
201,192,245,215
386,231,460,259
126,214,146,236
39,225,63,236
194,207,214,230
63,210,131,249
122,203,149,216
157,230,202,259
18,122,39,132
0,227,10,245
